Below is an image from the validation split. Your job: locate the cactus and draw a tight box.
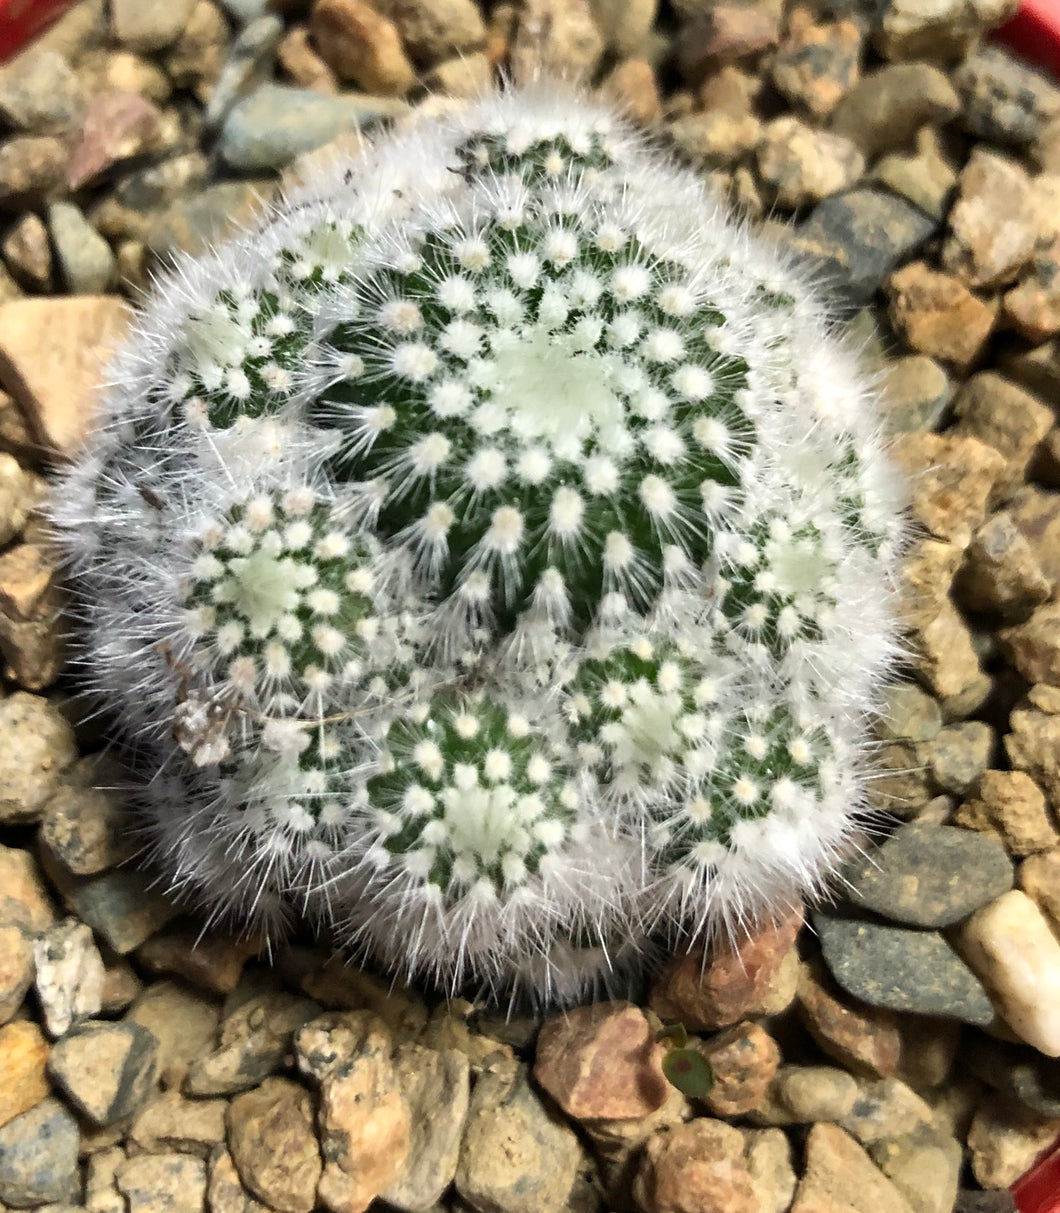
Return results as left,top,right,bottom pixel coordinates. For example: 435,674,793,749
51,86,906,1006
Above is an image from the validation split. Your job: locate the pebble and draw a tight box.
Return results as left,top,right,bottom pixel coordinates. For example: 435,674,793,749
205,16,285,131
755,116,864,208
675,5,780,84
93,151,210,242
668,109,761,168
227,1077,321,1213
310,0,417,95
776,1064,859,1121
830,63,960,159
955,512,1053,620
110,0,198,52
2,212,54,292
1019,847,1060,933
135,926,258,995
1004,241,1060,341
966,1091,1060,1187
1006,488,1060,586
47,1019,159,1125
67,90,163,190
888,261,997,369
844,823,1012,927
943,149,1038,288
146,179,274,262
0,1021,49,1129
958,889,1060,1056
79,47,173,103
965,1033,1060,1118
185,991,319,1096
129,1089,227,1157
813,911,995,1024
872,128,958,222
700,1021,781,1117
0,1098,80,1208
956,770,1059,856
0,49,83,134
633,1118,757,1213
0,693,77,824
954,1193,1018,1213
791,1122,914,1213
879,355,951,434
218,0,267,23
874,0,1017,60
793,188,937,306
770,15,860,117
126,981,220,1091
372,0,485,64
892,432,1006,551
162,1,230,101
383,1043,470,1211
295,1012,409,1213
220,84,409,170
297,958,427,1041
33,918,104,1037
41,857,180,956
114,1152,207,1213
1007,703,1060,817
0,453,32,547
797,958,902,1079
207,1146,273,1213
869,1126,964,1213
0,924,34,1026
744,1128,797,1213
534,1000,669,1120
0,136,69,209
927,722,996,796
40,778,134,879
650,908,802,1030
0,844,56,936
277,27,339,94
0,295,132,453
598,57,662,127
46,202,115,295
510,0,605,86
955,46,1060,147
456,1061,583,1213
839,1077,934,1146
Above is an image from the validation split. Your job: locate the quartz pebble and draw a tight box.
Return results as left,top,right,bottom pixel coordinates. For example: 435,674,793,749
958,889,1060,1056
33,917,104,1037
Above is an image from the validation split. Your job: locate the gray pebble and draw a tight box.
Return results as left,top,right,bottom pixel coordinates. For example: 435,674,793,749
205,16,285,131
0,50,84,134
843,823,1013,927
219,84,409,170
954,46,1060,147
47,202,115,294
813,909,995,1023
793,187,937,305
927,721,996,797
965,1033,1060,1118
0,1098,80,1208
217,0,270,24
48,1020,159,1126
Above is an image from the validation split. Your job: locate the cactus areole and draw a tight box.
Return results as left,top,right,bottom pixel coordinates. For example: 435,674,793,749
51,87,907,1007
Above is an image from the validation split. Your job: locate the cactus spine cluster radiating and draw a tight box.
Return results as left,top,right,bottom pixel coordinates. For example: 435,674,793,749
51,86,906,1006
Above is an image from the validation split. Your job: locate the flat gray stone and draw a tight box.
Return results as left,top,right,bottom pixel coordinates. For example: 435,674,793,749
47,201,115,294
0,1097,79,1208
793,188,937,305
843,824,1013,927
813,911,995,1024
219,84,409,170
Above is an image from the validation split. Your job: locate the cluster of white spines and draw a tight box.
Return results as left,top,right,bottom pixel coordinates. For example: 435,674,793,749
52,86,905,1005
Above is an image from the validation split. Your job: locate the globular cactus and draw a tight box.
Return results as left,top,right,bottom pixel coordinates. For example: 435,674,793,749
51,86,906,1006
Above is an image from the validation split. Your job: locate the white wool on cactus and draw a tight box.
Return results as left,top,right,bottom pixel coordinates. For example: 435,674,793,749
50,84,908,1007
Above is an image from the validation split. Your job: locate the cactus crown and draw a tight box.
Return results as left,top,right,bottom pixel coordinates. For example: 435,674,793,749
52,86,906,1006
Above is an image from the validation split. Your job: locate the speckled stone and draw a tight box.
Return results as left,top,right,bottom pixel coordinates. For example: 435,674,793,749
813,911,995,1024
843,824,1013,927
